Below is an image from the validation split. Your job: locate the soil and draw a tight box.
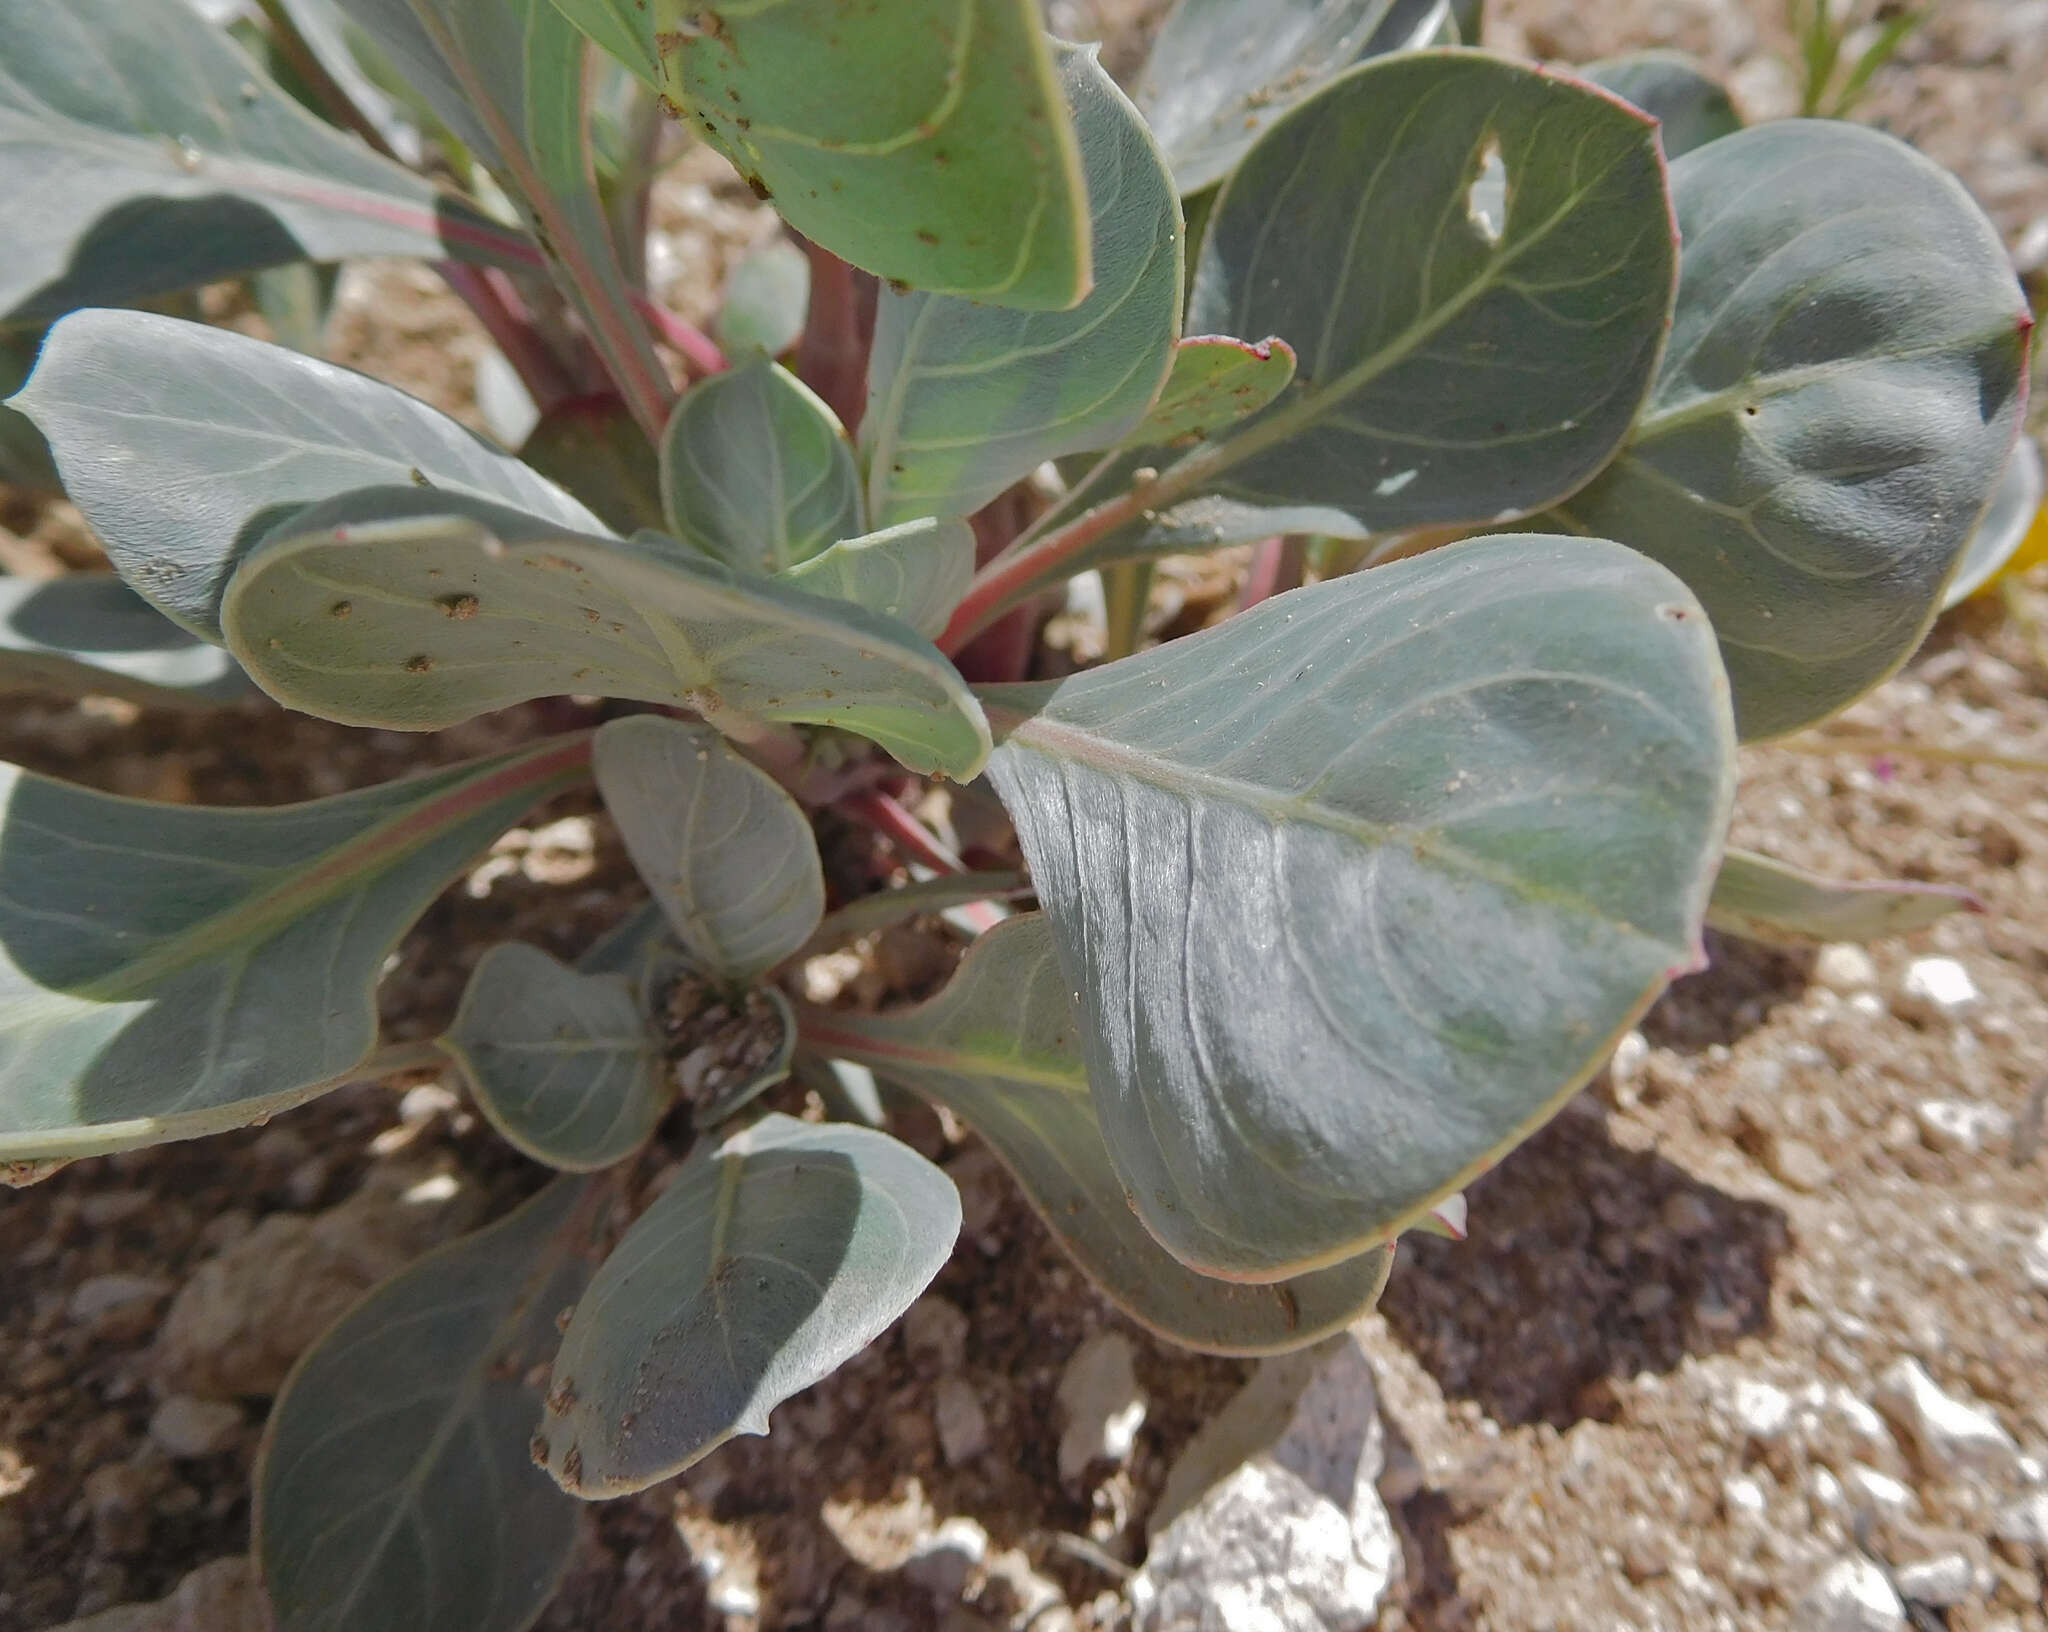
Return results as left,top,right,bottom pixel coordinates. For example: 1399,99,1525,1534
4,4,2048,1631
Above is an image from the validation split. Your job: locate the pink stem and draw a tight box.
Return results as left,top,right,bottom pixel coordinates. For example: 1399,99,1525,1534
838,790,965,874
633,293,728,379
1238,535,1307,612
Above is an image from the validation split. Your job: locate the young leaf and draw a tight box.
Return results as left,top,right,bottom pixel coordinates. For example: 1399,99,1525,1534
0,0,529,327
548,0,1089,311
538,1113,960,1496
218,487,991,779
717,237,811,360
660,358,864,574
255,1177,593,1632
981,536,1734,1279
1580,50,1742,161
1176,52,1677,542
1944,436,2044,609
0,577,248,708
862,44,1183,526
802,916,1395,1353
0,735,590,1165
519,395,666,537
442,943,667,1170
330,0,673,431
778,517,976,640
11,310,601,641
1129,336,1299,447
1543,121,2031,740
1706,849,1980,947
592,715,824,981
1136,0,1454,193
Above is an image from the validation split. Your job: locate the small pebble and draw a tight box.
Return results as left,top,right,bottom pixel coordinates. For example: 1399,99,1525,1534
1799,1556,1906,1632
1892,1553,1973,1607
1894,957,1980,1024
1873,1358,2019,1480
1915,1099,2013,1156
1731,1378,1795,1440
148,1396,244,1460
1814,943,1878,993
902,1516,988,1601
68,1275,170,1326
1843,1464,1915,1517
1993,1489,2048,1560
933,1376,991,1467
901,1295,969,1372
1722,1474,1768,1517
2024,1223,2048,1293
1055,1331,1146,1484
1766,1135,1832,1194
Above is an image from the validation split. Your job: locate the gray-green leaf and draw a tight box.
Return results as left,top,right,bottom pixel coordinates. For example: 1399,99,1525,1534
862,44,1182,526
11,309,601,641
0,576,248,707
802,916,1394,1353
1543,120,2030,740
219,486,992,779
538,1113,959,1496
592,715,823,981
778,518,975,640
717,237,810,360
0,735,590,1165
1177,52,1676,539
1580,50,1741,161
546,0,1088,310
0,0,524,328
1944,436,2043,609
1706,848,1980,946
661,358,863,574
256,1177,592,1632
442,943,667,1170
982,535,1734,1278
1136,0,1454,193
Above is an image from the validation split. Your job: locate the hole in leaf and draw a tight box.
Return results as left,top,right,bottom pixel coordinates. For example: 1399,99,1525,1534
1466,139,1508,246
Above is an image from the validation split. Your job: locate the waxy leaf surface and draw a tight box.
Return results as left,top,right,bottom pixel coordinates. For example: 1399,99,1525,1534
1180,52,1676,538
1136,0,1454,193
0,737,589,1164
1545,120,2031,739
221,487,992,779
1129,336,1299,447
1944,436,2044,609
717,237,811,359
778,518,975,640
803,916,1394,1352
592,715,824,981
12,311,600,640
863,44,1182,525
256,1178,592,1632
443,943,667,1170
547,0,1088,309
0,0,523,327
1581,50,1741,160
0,577,248,707
661,358,863,574
1706,848,1980,946
983,536,1734,1278
539,1114,959,1496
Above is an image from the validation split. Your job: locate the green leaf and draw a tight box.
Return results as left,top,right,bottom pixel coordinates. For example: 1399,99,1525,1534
0,735,590,1165
0,576,249,708
1706,848,1980,946
222,488,992,777
11,310,601,641
981,536,1734,1279
255,1177,591,1632
1543,120,2031,740
592,715,823,981
717,237,811,360
778,517,975,640
261,0,424,164
333,0,672,430
1580,50,1741,161
1130,335,1299,447
1135,0,1455,193
862,43,1183,526
537,1113,959,1497
1945,436,2044,609
547,0,1089,311
442,943,667,1170
1174,52,1676,539
802,916,1394,1353
519,395,666,537
811,870,1030,949
0,0,526,328
661,358,863,574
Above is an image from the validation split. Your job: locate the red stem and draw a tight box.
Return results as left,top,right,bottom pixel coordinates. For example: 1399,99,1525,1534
437,262,578,416
837,790,965,874
938,485,1153,656
794,238,873,432
634,293,728,379
1238,535,1307,612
